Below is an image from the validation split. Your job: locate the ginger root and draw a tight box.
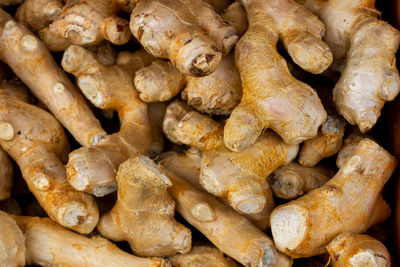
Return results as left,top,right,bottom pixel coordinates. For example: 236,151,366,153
336,131,366,168
130,0,238,76
0,147,12,201
14,216,170,267
0,0,23,6
97,155,191,257
221,1,248,37
301,0,400,132
0,211,25,267
267,161,333,200
0,9,106,147
148,102,166,158
0,92,99,233
271,138,396,258
62,45,151,197
327,233,391,267
116,48,156,74
223,0,329,151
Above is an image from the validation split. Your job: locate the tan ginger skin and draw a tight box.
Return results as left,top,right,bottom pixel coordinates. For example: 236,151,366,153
13,216,170,267
299,115,346,167
336,131,366,168
221,1,248,37
0,142,12,201
130,0,238,77
97,155,192,257
165,169,292,267
301,0,400,133
62,45,151,197
223,0,330,152
160,148,273,230
267,161,334,200
0,9,106,147
116,48,157,74
0,0,22,6
39,0,131,51
148,102,166,158
271,139,396,258
327,233,391,267
0,92,99,233
0,211,25,267
169,245,237,267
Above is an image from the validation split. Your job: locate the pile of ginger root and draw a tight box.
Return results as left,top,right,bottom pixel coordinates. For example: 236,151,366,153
0,0,399,266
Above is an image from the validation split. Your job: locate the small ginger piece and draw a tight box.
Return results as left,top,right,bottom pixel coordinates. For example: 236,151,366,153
134,60,186,102
97,155,191,257
163,100,224,151
116,48,157,74
201,130,298,214
88,42,118,66
327,233,391,267
221,1,248,37
271,138,396,258
0,0,23,6
0,211,25,267
267,161,334,200
14,216,169,267
148,102,166,158
62,45,151,197
165,169,292,267
0,92,99,233
170,245,237,267
0,147,12,201
130,0,238,76
301,0,400,132
336,131,366,168
223,0,330,151
298,115,345,167
40,0,131,50
0,9,106,147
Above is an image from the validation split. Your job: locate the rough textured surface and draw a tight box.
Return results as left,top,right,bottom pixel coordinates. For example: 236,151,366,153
271,139,396,258
148,102,166,158
221,1,248,37
0,211,25,267
97,156,191,257
336,131,366,168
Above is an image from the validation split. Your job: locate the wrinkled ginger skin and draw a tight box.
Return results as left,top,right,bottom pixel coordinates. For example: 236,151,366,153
169,246,237,267
221,1,248,37
15,216,169,267
271,139,396,258
130,0,238,76
201,131,298,214
336,131,365,168
267,161,333,200
224,0,328,151
97,156,191,257
62,45,151,197
0,211,25,267
0,9,106,147
0,92,99,233
327,233,391,267
302,0,400,133
0,147,12,201
165,170,292,267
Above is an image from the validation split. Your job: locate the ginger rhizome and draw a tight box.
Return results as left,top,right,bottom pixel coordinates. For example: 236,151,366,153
130,0,238,76
270,139,396,258
97,155,191,257
0,92,99,233
62,45,151,197
221,1,248,37
0,147,12,201
336,131,366,168
14,216,170,267
301,0,400,132
223,0,330,151
0,0,23,6
267,162,333,200
165,169,292,267
298,115,345,167
116,48,156,74
0,211,25,267
327,233,391,267
148,102,166,158
0,9,106,147
40,0,131,51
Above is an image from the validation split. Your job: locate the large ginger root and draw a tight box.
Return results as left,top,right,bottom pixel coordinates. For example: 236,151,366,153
298,115,345,167
301,0,400,132
163,100,224,151
270,139,396,258
148,102,166,158
0,147,12,201
223,0,330,151
0,10,106,147
160,149,273,230
14,216,169,267
130,0,238,76
327,233,391,267
201,131,298,214
169,245,237,267
0,211,25,267
62,45,151,197
0,92,99,233
97,155,191,257
267,161,333,200
16,0,63,32
165,169,292,267
221,1,248,37
40,0,131,50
